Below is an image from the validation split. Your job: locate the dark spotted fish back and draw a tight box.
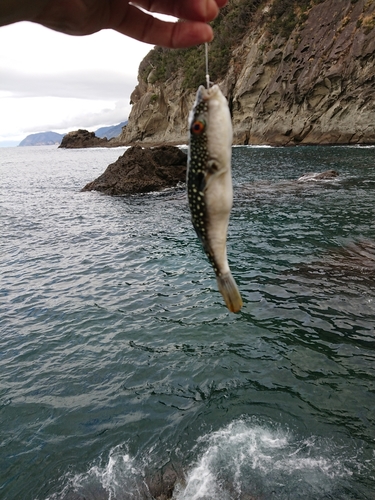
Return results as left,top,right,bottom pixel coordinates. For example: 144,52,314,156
187,99,209,243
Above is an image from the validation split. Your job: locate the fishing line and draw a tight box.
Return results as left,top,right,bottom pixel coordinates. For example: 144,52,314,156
205,42,210,89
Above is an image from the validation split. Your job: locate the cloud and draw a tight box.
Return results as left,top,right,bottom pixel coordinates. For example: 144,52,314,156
0,68,137,100
25,99,131,133
0,23,153,143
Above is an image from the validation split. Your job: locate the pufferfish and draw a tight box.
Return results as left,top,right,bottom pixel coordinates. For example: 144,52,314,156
187,84,242,313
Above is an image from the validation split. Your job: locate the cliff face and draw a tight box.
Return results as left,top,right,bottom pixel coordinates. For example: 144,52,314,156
120,0,375,146
120,70,194,145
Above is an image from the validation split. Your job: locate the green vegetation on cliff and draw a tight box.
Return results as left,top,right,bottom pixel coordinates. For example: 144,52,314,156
267,0,325,38
139,0,327,89
140,0,262,89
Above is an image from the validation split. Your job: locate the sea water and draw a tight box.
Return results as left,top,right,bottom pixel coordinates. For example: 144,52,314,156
0,145,374,500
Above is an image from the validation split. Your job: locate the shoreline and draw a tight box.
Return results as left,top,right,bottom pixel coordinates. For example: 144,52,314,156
59,139,375,150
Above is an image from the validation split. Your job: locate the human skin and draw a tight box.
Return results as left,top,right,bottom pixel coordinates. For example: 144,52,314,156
0,0,228,47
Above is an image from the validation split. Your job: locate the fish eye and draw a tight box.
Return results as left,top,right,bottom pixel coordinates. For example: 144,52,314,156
191,120,205,135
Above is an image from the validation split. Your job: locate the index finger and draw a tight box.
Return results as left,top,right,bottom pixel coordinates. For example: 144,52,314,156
114,4,214,48
132,0,224,22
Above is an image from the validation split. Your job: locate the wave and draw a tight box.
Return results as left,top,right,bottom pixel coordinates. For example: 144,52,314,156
232,144,274,148
45,417,366,500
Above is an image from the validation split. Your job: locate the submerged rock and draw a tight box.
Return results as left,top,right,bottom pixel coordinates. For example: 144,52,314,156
286,240,375,282
297,170,339,181
145,463,184,500
59,129,112,149
81,145,187,195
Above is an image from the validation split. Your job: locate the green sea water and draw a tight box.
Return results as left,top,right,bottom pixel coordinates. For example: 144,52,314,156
1,145,374,499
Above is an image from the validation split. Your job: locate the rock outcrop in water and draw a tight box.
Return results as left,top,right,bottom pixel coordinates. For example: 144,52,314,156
119,0,375,147
59,129,113,149
81,145,187,195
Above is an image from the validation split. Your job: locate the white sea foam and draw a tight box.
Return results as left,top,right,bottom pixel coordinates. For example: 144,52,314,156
173,418,354,500
46,444,148,500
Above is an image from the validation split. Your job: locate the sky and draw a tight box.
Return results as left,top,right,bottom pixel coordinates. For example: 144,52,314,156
0,20,158,146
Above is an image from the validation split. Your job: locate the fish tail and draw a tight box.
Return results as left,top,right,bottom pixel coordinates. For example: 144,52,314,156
216,272,243,313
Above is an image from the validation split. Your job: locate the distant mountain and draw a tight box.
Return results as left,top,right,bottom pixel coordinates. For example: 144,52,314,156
19,131,64,147
95,121,127,139
17,121,128,147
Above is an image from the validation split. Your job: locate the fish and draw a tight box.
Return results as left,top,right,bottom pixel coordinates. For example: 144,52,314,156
187,84,243,313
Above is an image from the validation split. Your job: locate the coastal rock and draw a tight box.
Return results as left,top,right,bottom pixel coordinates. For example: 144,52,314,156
120,0,375,147
145,463,184,500
81,145,187,195
297,170,339,181
59,129,112,149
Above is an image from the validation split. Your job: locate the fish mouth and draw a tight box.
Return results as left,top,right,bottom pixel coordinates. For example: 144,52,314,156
196,84,219,103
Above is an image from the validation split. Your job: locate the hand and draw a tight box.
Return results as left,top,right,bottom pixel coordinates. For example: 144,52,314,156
0,0,227,48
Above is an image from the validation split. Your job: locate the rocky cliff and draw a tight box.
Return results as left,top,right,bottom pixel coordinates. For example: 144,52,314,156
120,0,375,146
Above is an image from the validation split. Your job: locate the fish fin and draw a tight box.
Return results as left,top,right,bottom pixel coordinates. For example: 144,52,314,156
204,160,225,191
216,272,243,313
206,160,219,175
